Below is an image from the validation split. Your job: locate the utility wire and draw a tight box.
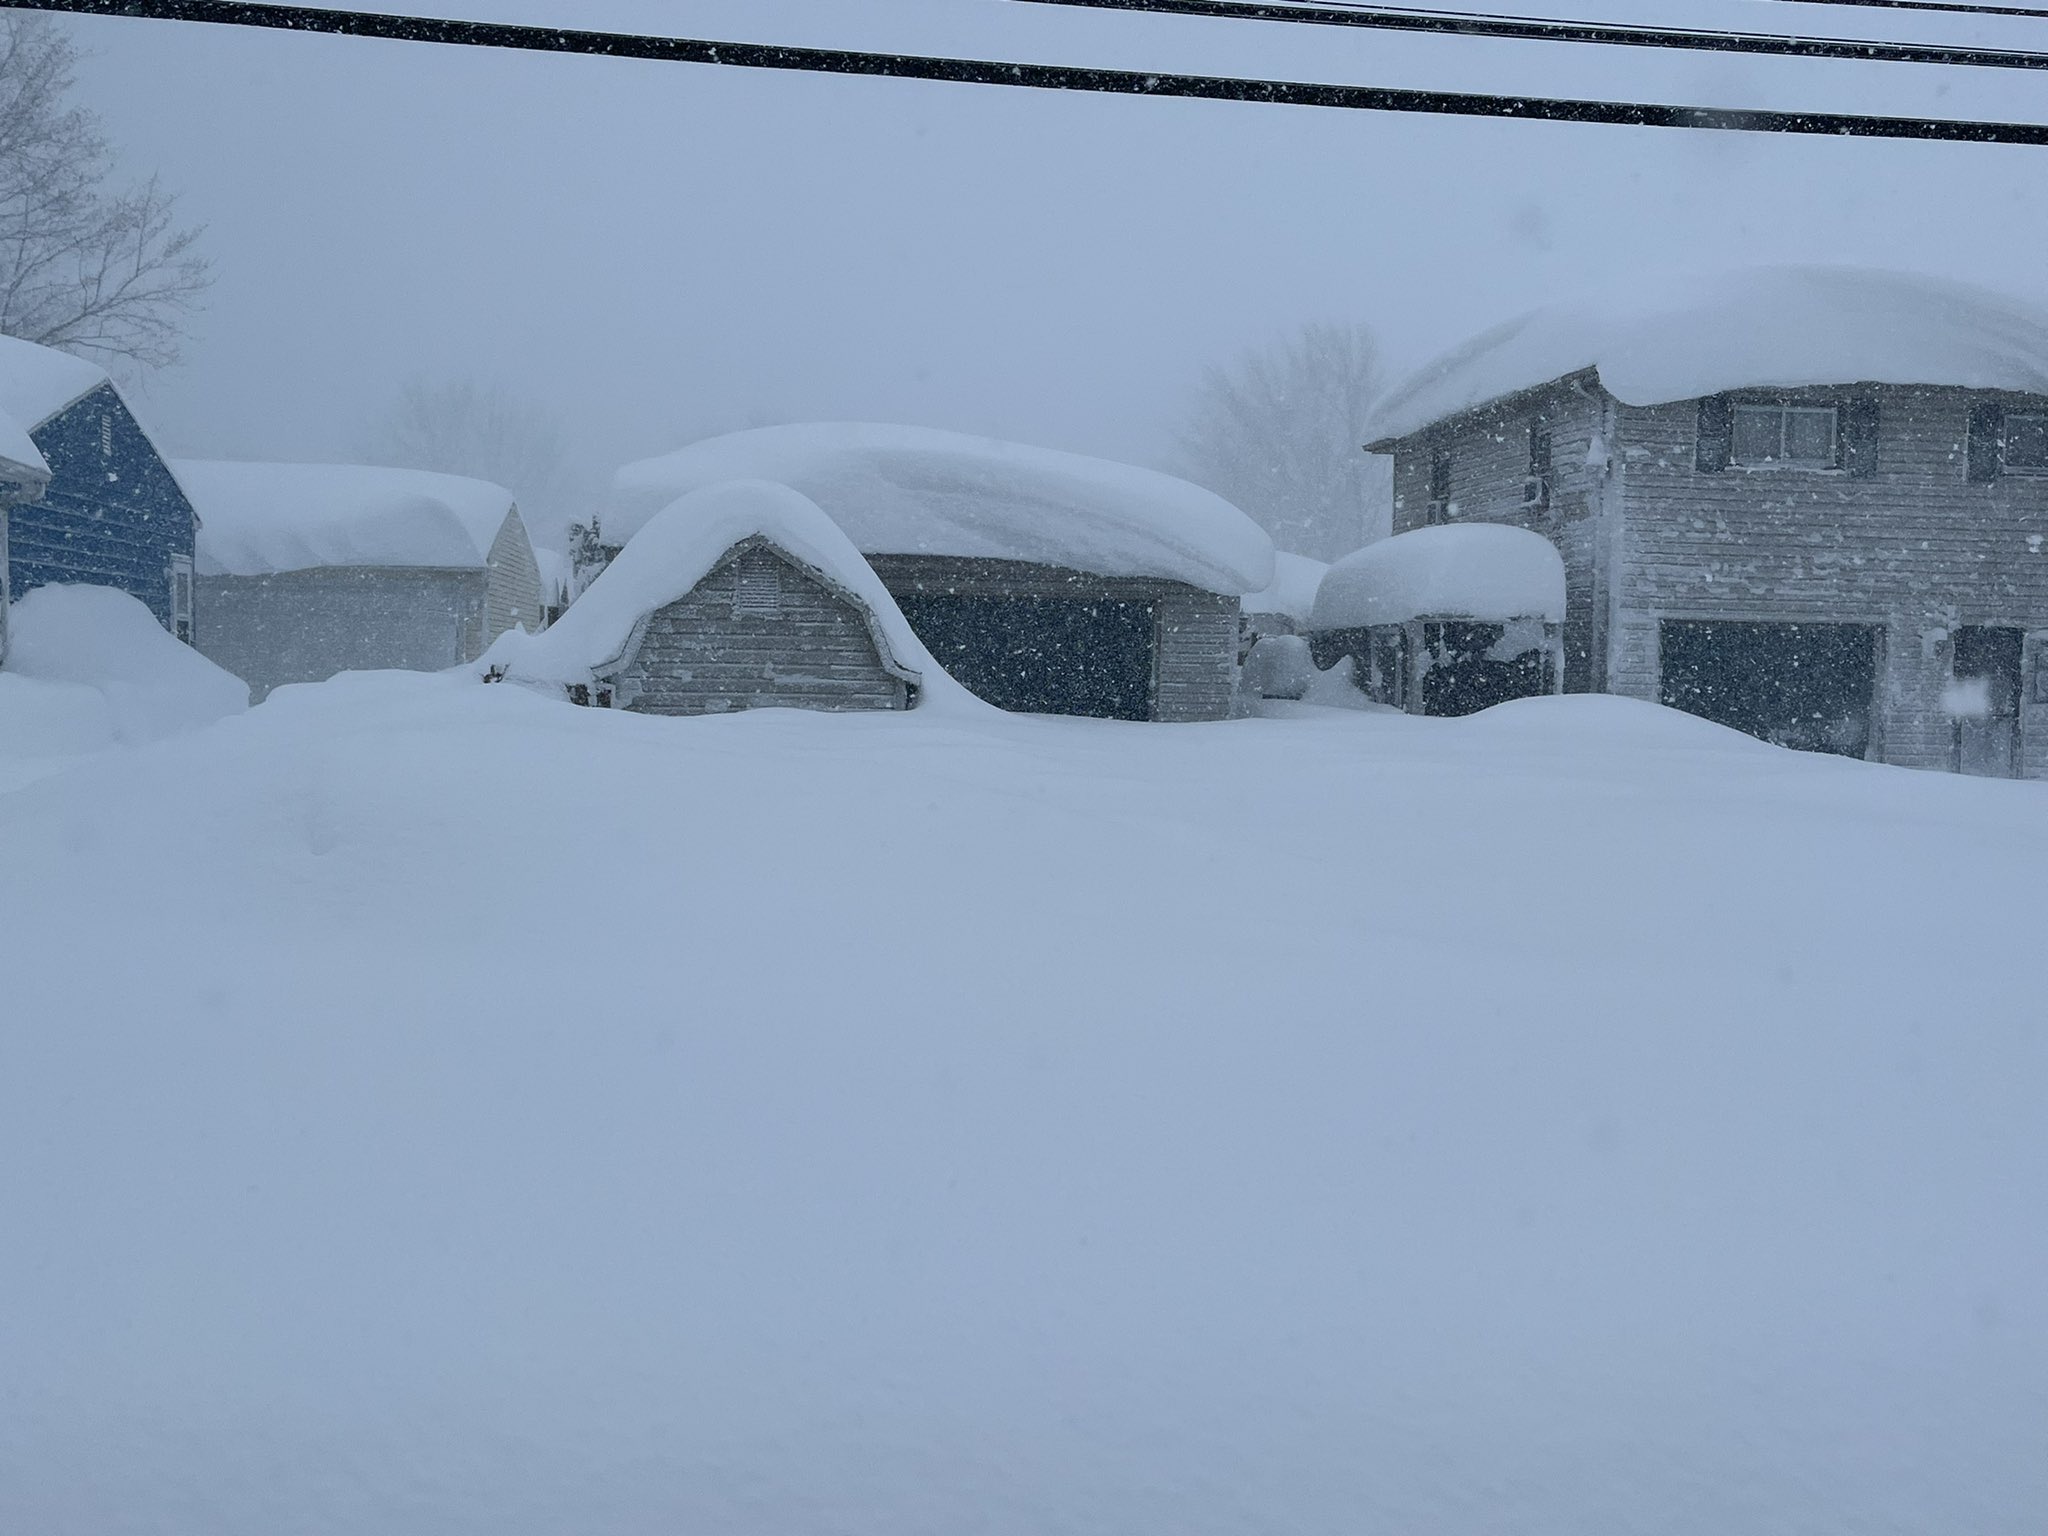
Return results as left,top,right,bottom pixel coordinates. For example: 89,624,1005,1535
9,0,2048,146
1757,0,2048,21
996,0,2048,71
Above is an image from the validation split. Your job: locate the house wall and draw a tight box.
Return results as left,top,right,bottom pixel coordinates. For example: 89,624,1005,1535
1610,383,2048,775
1388,375,1610,691
612,544,910,714
194,565,487,701
867,554,1240,721
7,384,196,629
484,509,545,642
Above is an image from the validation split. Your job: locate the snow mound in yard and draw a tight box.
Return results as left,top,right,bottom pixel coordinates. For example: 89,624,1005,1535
178,459,517,575
3,677,2045,1535
1366,265,2048,443
0,584,247,757
1308,523,1565,630
491,479,971,706
610,422,1275,595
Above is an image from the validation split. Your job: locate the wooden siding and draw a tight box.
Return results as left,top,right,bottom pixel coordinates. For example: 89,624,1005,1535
867,554,1240,721
484,508,545,642
610,543,910,715
1388,375,1610,691
1611,384,2048,774
6,384,197,630
194,566,486,701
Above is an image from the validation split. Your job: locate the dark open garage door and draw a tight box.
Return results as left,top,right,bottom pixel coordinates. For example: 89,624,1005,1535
895,594,1156,719
1659,620,1879,758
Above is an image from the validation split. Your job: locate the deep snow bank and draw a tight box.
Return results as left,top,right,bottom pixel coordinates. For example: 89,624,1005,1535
1,678,2043,1535
0,584,247,762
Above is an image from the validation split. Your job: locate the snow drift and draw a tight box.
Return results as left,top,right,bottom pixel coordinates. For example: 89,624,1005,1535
1365,265,2048,445
1309,523,1566,631
609,422,1275,596
178,459,519,575
0,584,248,762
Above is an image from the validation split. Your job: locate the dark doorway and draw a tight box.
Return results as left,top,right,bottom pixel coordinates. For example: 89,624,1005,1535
1659,620,1880,757
1417,620,1549,717
894,594,1156,719
1952,625,2023,778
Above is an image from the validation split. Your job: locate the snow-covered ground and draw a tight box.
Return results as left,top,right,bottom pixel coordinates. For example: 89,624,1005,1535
3,669,2044,1534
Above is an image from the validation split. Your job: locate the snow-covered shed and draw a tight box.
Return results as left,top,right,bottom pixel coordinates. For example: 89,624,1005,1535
608,424,1273,721
1362,265,2048,773
492,480,937,716
0,335,198,645
178,461,544,701
1307,525,1565,716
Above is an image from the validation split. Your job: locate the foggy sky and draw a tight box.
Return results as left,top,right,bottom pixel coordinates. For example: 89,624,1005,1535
61,0,2048,543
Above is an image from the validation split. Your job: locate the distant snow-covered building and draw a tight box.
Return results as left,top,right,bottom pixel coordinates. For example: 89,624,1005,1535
1363,265,2048,773
179,461,544,701
609,424,1274,721
493,480,940,716
0,335,199,646
1306,525,1565,715
0,402,52,666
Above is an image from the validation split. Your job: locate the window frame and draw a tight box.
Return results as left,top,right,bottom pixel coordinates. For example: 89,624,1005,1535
2000,409,2048,473
167,552,194,644
1525,419,1553,512
1426,446,1453,525
1728,399,1843,472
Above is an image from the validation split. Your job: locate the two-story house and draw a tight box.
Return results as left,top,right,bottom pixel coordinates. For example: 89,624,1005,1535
1362,266,2048,777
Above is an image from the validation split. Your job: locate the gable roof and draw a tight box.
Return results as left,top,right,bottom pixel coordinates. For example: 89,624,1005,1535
495,478,963,702
609,422,1274,597
178,460,520,577
0,334,110,432
1364,266,2048,449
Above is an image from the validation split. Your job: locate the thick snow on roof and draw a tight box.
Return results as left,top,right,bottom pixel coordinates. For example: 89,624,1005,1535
179,461,518,576
1242,551,1329,621
0,405,48,484
495,479,964,704
1309,524,1565,630
0,333,108,431
611,423,1274,596
1365,266,2048,446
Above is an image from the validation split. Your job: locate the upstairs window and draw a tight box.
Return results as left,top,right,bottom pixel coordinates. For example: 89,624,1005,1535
2002,411,2048,470
1731,403,1839,468
1525,420,1552,512
1427,447,1453,525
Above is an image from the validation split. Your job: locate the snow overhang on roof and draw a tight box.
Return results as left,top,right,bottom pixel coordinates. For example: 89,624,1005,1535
609,422,1275,597
0,334,110,432
1362,265,2048,449
1308,524,1565,632
178,461,518,577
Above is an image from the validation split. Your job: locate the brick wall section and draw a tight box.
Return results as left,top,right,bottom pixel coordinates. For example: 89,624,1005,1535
613,544,910,714
1612,384,2048,773
867,554,1241,721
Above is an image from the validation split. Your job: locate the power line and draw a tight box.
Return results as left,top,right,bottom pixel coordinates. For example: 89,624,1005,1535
997,0,2048,72
1758,0,2048,21
8,0,2048,145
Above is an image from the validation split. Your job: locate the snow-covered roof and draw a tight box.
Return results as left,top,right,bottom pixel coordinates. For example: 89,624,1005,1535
610,423,1274,597
0,405,48,486
1308,524,1565,631
178,460,519,577
1242,551,1329,622
0,333,109,431
1364,266,2048,448
494,479,961,702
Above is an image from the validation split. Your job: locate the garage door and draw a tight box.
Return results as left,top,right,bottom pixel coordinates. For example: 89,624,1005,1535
894,594,1156,720
1659,620,1879,758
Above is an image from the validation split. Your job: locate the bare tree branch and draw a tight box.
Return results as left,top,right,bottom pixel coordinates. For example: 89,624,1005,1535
0,14,210,370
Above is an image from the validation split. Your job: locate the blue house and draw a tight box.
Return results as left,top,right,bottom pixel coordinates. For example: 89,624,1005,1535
0,403,52,664
0,335,198,641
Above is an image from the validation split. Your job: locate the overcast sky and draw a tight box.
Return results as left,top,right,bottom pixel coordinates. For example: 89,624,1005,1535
61,0,2048,542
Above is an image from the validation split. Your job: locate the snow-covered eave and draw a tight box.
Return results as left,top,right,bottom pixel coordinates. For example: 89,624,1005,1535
584,534,925,692
1363,368,1601,453
1333,608,1560,628
199,557,495,580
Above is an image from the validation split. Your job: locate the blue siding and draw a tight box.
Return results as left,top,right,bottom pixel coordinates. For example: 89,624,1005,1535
5,382,197,627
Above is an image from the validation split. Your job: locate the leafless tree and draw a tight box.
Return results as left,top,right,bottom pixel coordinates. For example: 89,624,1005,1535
365,375,577,529
0,15,210,368
1175,321,1392,561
